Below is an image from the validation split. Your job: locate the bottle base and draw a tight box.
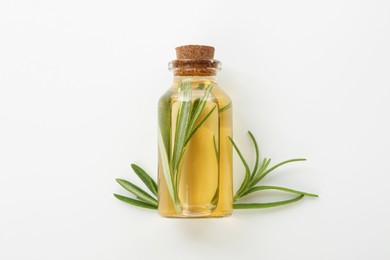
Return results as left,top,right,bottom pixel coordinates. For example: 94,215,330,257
158,209,232,219
160,214,232,219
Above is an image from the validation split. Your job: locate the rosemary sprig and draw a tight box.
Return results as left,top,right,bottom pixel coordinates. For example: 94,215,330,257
114,131,318,211
159,81,215,210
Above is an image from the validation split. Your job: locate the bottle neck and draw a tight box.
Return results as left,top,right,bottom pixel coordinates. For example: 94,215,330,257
169,59,221,78
173,75,217,84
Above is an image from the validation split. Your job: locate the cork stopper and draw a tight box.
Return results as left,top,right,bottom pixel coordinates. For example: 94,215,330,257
169,45,221,76
175,45,215,59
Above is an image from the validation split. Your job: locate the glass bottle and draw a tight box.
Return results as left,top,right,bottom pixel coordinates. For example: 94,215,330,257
158,45,232,218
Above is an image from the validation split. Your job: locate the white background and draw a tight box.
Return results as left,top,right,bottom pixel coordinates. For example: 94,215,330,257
1,0,389,259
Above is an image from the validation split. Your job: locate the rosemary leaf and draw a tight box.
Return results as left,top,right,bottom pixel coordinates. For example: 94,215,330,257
158,91,172,161
115,179,158,206
131,164,158,197
233,194,304,209
185,105,216,145
189,98,200,124
172,81,192,172
257,158,267,175
250,158,271,187
114,194,157,210
229,136,251,199
158,129,175,203
248,131,260,178
251,158,306,187
241,185,319,198
219,102,232,113
213,135,219,164
185,85,213,143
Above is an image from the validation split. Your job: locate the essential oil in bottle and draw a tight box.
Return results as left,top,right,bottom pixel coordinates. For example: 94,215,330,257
158,45,233,218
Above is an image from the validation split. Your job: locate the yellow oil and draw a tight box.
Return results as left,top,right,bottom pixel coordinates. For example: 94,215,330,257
158,78,233,218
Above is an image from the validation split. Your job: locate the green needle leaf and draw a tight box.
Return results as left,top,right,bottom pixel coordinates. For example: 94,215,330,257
233,194,304,209
219,102,232,113
189,98,200,124
241,185,319,198
185,85,214,144
213,135,219,164
158,129,175,204
185,105,217,145
250,158,271,187
115,179,158,206
186,85,212,134
230,136,251,200
131,164,158,197
114,194,157,210
256,158,306,183
248,131,260,178
257,158,267,174
172,81,192,172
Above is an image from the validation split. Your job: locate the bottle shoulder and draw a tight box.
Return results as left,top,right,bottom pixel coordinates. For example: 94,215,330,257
159,82,232,111
160,82,230,99
211,85,231,102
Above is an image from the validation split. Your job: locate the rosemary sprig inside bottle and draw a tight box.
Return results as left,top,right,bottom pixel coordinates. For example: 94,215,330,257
158,81,216,211
114,131,318,211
